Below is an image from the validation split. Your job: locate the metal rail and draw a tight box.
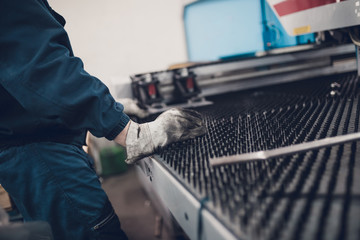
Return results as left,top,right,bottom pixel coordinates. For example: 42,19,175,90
209,132,360,166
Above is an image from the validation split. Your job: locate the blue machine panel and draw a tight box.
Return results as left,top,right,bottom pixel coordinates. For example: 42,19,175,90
184,0,315,62
184,0,264,61
262,0,315,49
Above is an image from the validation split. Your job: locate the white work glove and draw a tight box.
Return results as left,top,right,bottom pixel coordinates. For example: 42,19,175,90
125,108,207,164
118,98,149,119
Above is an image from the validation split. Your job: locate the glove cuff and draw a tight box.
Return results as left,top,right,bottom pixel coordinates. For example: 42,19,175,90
125,121,155,164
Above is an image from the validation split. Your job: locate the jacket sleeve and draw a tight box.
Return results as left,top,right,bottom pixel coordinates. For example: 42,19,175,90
0,0,130,140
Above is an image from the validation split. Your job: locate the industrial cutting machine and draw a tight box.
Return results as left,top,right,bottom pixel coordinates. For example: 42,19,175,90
131,1,360,239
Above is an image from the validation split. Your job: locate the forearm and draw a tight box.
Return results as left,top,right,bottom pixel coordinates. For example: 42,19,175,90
114,121,131,147
0,0,130,139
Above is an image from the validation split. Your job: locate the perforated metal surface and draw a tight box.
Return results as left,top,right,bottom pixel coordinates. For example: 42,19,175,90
155,73,360,240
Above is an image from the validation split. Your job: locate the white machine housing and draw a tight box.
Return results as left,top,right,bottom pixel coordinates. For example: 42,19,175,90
267,0,360,35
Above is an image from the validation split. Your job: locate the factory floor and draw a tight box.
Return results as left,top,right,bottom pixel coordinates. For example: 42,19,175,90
101,165,188,240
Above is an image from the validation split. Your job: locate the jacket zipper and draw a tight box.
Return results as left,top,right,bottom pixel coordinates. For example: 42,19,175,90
92,210,116,230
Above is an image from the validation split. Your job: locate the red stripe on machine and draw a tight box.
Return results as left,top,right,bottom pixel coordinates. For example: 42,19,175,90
274,0,345,17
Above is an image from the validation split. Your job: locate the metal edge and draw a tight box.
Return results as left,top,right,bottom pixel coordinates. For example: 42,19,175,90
136,157,242,240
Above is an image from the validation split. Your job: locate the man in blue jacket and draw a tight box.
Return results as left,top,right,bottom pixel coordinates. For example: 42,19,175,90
0,0,206,239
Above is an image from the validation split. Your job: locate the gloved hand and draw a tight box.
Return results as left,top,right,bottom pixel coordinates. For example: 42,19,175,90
125,108,207,164
117,98,149,119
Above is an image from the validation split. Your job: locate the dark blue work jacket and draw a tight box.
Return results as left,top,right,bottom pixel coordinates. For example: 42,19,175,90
0,0,130,147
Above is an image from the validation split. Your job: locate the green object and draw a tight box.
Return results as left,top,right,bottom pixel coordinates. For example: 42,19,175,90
99,146,127,176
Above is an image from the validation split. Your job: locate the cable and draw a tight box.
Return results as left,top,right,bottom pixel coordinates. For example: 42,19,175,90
349,28,360,47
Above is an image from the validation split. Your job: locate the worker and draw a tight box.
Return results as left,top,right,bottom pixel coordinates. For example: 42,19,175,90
0,0,207,240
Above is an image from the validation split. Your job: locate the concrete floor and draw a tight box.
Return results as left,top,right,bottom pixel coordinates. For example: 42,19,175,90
101,166,188,240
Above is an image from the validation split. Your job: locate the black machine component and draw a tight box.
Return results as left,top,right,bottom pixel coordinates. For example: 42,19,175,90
173,68,201,101
154,72,360,240
131,73,163,107
131,67,211,113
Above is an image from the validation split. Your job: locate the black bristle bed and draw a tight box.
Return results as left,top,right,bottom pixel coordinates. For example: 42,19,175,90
156,73,360,240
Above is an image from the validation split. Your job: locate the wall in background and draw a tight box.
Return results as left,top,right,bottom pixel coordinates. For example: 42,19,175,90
48,0,188,97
